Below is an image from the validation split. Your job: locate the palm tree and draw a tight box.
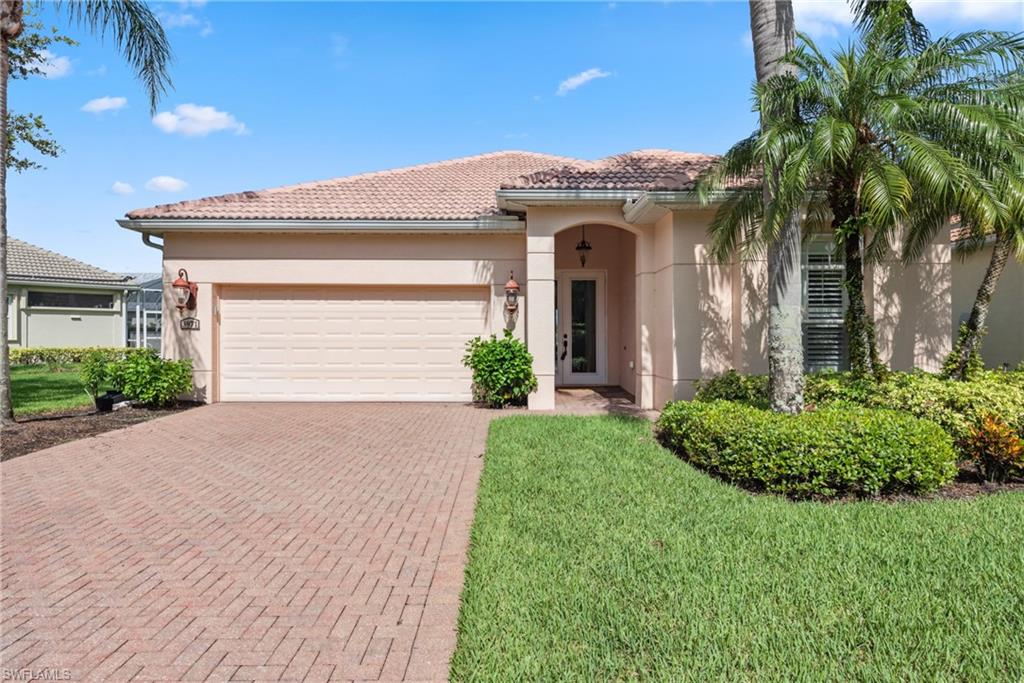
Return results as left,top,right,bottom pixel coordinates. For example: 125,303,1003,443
747,0,804,414
942,155,1024,379
698,3,1024,377
0,1,171,426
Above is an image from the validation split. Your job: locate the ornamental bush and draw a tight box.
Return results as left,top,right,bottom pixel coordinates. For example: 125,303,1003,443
965,414,1024,482
462,330,537,408
107,349,193,408
694,369,1024,458
79,350,113,398
657,400,957,498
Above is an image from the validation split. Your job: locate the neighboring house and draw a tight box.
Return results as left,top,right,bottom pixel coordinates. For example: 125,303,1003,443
6,238,133,349
950,229,1024,371
123,272,163,352
117,150,1023,409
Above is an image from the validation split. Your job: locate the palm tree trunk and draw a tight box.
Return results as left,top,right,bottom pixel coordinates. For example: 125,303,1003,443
749,0,804,413
842,231,879,376
0,1,23,428
949,230,1013,380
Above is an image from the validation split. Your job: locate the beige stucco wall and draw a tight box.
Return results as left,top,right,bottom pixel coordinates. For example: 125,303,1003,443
7,284,125,349
161,231,525,401
868,236,952,372
952,247,1023,369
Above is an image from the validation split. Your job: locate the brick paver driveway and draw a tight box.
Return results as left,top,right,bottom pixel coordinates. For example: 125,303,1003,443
1,404,494,682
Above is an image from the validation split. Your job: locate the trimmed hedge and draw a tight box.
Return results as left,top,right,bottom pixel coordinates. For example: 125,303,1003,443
657,400,958,498
11,346,151,366
694,370,1024,452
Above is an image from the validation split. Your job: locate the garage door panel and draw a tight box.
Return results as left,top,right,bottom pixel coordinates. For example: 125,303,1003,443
218,286,489,401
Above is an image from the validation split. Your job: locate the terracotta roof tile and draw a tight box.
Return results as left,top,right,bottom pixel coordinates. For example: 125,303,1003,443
126,151,579,221
502,149,730,191
7,238,131,286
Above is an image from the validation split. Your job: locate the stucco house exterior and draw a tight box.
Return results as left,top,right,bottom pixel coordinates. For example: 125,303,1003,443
118,150,1022,409
7,238,133,349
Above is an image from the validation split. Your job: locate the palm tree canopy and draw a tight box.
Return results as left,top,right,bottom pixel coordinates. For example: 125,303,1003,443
697,4,1024,265
54,0,172,112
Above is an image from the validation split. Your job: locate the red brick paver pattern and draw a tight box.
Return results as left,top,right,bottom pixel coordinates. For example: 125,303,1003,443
1,404,493,682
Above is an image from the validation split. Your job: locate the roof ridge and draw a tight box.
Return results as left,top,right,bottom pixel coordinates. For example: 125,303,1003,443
261,150,580,195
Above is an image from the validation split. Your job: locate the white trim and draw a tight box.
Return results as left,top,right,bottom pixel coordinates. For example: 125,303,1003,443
8,279,135,291
555,269,608,386
117,216,525,236
497,189,641,212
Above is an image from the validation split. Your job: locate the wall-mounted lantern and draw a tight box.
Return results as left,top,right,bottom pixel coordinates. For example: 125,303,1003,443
575,225,592,267
171,268,198,311
504,271,520,312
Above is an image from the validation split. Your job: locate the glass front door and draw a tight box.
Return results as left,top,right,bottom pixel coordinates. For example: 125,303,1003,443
556,270,607,385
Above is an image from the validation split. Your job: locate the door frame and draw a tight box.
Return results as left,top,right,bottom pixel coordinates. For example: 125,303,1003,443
555,269,608,386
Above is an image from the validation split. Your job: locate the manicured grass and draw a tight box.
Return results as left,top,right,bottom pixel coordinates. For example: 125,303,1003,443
11,364,94,416
452,415,1024,682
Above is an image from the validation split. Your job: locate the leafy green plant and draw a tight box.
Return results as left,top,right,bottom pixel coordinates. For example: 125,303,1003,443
942,322,986,381
965,414,1024,483
79,350,112,398
693,370,769,408
657,400,957,498
108,349,193,408
462,330,537,408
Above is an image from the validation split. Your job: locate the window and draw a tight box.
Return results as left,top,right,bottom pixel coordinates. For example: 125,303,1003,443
803,239,846,372
27,291,114,309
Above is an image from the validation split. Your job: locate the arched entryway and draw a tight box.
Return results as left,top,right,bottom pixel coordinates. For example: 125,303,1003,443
553,224,637,397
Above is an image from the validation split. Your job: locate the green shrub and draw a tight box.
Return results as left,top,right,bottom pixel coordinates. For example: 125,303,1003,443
693,370,769,407
108,349,193,408
462,330,537,408
965,414,1024,482
10,346,150,366
695,369,1024,459
657,400,957,498
79,350,112,398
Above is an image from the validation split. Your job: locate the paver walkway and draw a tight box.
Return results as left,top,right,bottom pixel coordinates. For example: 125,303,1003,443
1,404,493,682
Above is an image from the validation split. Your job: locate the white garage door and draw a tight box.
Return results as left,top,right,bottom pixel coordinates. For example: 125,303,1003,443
218,286,490,401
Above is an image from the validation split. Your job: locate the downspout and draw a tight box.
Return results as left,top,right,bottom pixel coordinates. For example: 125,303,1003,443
141,233,164,251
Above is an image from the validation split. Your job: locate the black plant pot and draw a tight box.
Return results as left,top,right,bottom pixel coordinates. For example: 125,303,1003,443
94,391,126,413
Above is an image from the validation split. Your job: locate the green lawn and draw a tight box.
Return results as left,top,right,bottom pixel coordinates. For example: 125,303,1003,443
452,415,1024,682
11,364,95,416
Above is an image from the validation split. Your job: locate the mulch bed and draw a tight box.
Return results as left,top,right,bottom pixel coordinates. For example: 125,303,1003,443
2,404,197,462
881,467,1024,502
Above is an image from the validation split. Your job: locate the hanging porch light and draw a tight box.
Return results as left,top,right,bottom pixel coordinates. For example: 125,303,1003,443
575,225,592,267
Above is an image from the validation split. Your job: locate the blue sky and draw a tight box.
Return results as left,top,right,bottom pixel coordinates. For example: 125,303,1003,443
9,0,1023,273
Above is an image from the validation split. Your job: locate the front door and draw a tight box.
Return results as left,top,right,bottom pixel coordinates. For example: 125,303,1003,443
555,270,607,386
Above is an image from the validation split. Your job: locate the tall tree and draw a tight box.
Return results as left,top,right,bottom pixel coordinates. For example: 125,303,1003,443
0,0,172,427
750,0,805,413
699,4,1024,377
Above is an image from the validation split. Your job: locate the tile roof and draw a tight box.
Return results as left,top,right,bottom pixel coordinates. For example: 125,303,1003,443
125,151,579,221
7,238,131,286
502,149,729,191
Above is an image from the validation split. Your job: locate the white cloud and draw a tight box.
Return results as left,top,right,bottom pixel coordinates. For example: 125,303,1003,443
792,0,854,38
331,33,349,57
86,65,108,77
556,68,611,96
111,181,134,195
910,0,1024,24
152,104,248,137
145,176,188,192
740,30,753,50
162,12,199,29
32,49,72,79
791,0,1023,37
81,96,127,114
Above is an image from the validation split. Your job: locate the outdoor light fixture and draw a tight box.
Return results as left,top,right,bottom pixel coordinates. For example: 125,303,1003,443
171,268,198,311
504,271,520,312
575,225,592,267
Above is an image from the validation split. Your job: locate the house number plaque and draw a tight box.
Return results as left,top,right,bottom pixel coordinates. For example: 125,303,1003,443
180,317,201,331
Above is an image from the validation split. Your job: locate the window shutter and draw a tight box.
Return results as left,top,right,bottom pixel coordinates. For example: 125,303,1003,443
803,244,847,372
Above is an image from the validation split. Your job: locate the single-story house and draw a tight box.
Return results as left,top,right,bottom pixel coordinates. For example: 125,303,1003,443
7,238,134,349
117,150,1023,409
